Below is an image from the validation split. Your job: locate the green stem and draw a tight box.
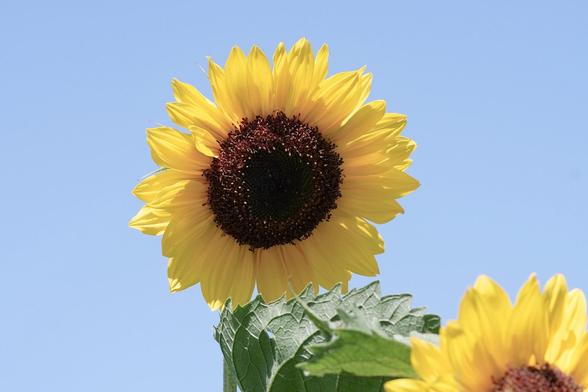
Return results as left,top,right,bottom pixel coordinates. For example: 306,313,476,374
223,357,237,392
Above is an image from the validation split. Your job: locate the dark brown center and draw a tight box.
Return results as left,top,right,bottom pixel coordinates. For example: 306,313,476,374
204,112,343,249
491,364,583,392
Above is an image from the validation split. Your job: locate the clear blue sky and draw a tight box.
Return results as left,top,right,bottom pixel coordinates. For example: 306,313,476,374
1,1,587,390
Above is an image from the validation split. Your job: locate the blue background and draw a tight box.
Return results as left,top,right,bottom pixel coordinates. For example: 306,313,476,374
1,1,587,390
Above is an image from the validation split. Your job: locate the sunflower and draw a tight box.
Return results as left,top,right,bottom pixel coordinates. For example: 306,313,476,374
130,38,419,309
385,274,588,392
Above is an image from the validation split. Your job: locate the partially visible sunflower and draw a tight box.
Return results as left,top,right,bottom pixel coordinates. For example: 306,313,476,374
130,38,419,309
385,274,588,392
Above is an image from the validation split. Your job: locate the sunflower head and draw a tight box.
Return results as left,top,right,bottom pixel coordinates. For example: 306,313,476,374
385,274,588,392
130,38,419,309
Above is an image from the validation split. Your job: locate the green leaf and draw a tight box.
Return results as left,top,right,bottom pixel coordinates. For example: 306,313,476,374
214,281,439,392
298,314,416,378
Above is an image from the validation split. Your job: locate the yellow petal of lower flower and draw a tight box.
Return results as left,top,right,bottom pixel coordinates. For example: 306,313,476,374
546,287,588,364
443,322,492,391
146,127,208,175
469,275,512,326
129,206,170,235
391,275,588,392
568,334,588,386
456,278,511,381
564,289,588,338
411,337,452,382
385,377,457,392
509,274,550,366
544,274,571,333
544,274,574,360
384,378,429,392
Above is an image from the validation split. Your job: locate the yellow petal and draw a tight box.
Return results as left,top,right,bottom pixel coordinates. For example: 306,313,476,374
311,214,382,276
129,206,170,235
509,274,550,366
132,169,194,203
199,236,255,310
340,155,412,224
161,207,214,257
384,378,430,392
342,113,411,163
169,78,232,139
544,274,569,332
146,127,208,174
284,38,316,116
255,247,289,302
344,167,419,198
443,322,492,391
327,100,386,144
189,125,219,158
297,223,354,290
310,44,329,90
220,46,249,119
207,57,240,124
564,289,588,339
279,244,318,297
167,222,219,292
246,45,273,116
544,275,587,339
339,195,404,224
272,42,291,111
568,334,588,386
455,276,512,381
373,112,408,138
148,178,207,211
303,69,372,132
411,337,452,382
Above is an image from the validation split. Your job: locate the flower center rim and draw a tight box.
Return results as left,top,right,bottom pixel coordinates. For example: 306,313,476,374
491,363,583,392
